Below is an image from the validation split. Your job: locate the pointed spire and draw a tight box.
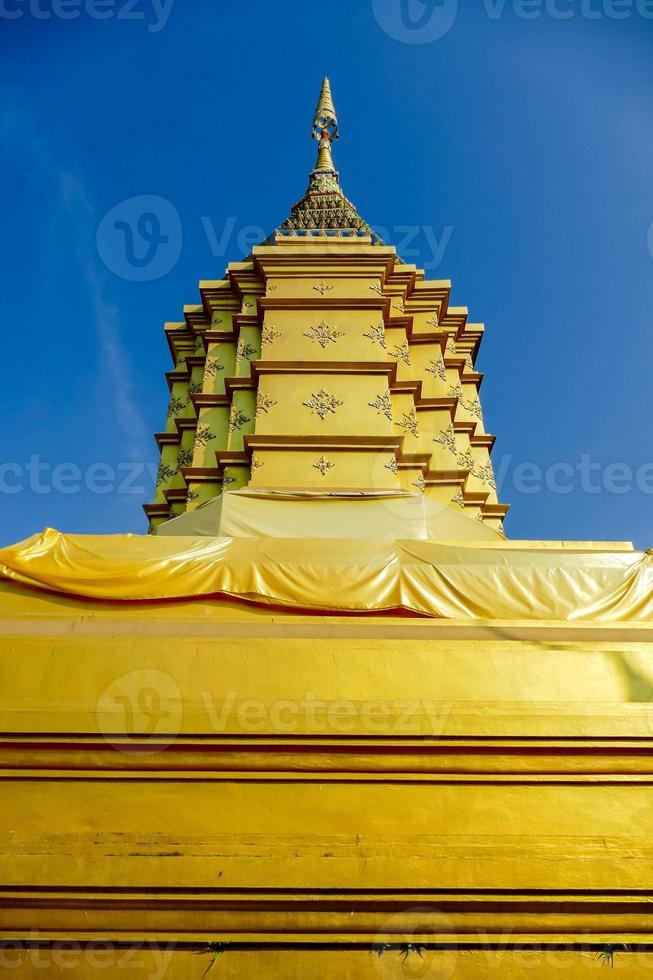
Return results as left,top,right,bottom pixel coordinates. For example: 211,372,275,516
312,77,339,174
277,78,379,239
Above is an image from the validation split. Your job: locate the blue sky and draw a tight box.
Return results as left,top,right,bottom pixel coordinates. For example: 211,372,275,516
1,0,652,548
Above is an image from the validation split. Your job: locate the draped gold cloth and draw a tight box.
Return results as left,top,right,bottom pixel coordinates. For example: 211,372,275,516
1,528,652,622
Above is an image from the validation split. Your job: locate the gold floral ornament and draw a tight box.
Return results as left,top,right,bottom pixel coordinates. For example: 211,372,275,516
363,322,387,350
390,339,411,366
256,391,278,416
186,489,200,502
413,474,426,492
222,473,236,489
434,424,457,455
266,282,277,293
194,424,216,451
210,313,223,327
385,457,399,475
194,334,205,351
304,320,344,349
370,280,383,295
464,354,474,371
426,312,440,328
228,407,252,433
425,357,446,382
251,457,264,471
205,358,224,378
155,461,175,488
396,408,419,439
302,387,344,421
476,512,485,524
369,391,393,421
497,520,506,538
167,396,186,419
445,339,457,355
448,383,463,401
457,448,475,470
452,487,465,508
261,324,282,345
242,300,254,312
462,395,484,421
313,281,333,296
175,448,193,473
236,340,258,361
473,462,496,490
393,296,406,313
313,455,335,476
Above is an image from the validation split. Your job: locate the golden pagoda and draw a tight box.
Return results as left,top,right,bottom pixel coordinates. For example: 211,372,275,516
0,80,652,978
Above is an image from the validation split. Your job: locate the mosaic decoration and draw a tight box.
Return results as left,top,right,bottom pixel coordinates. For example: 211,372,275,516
313,455,336,476
396,408,419,439
304,320,344,349
363,322,387,350
280,170,373,234
369,391,393,421
256,392,278,416
302,387,344,421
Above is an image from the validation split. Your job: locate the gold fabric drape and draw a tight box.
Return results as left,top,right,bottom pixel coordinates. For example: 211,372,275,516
1,529,652,622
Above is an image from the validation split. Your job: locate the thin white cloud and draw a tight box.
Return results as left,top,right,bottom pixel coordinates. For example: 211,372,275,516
0,96,149,459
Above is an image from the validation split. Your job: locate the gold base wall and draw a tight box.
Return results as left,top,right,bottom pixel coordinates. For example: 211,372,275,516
1,581,652,976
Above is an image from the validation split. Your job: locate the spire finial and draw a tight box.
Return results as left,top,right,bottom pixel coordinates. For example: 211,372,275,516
312,77,339,174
